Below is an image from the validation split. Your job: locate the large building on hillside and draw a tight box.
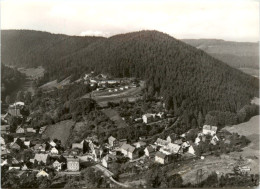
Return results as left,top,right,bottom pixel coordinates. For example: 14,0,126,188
66,156,80,171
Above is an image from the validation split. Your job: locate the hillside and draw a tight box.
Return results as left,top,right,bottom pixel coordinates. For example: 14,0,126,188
182,39,259,70
1,30,259,130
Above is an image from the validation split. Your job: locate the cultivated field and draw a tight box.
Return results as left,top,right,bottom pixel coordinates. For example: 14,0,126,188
40,76,71,91
43,120,75,146
102,108,128,128
18,66,45,79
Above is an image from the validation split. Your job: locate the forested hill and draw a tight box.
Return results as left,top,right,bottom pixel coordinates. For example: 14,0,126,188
2,30,259,122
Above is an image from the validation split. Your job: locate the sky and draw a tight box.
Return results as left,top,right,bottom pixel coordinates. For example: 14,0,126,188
1,0,259,42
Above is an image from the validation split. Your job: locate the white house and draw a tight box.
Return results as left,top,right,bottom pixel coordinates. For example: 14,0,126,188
188,145,196,155
202,125,217,136
24,141,31,147
121,143,138,159
36,170,49,178
53,160,62,171
195,137,201,145
210,135,219,145
16,126,25,134
155,138,170,147
142,113,156,123
49,141,56,147
51,147,59,154
167,143,182,154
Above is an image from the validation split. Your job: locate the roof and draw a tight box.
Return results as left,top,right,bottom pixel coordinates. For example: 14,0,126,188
203,125,218,132
108,136,116,142
72,143,83,149
155,138,169,146
36,170,49,177
121,143,136,153
1,125,10,131
53,160,62,165
16,126,24,132
167,143,181,153
146,146,155,153
174,139,183,145
24,141,30,146
34,154,48,164
66,156,79,162
10,142,21,149
49,141,56,147
155,151,167,159
8,108,22,117
26,128,36,132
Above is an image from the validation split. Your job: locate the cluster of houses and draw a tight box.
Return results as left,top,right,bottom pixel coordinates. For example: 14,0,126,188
82,72,138,93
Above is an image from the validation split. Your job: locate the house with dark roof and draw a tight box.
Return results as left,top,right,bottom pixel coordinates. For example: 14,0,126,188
144,146,156,157
155,152,168,164
108,136,118,148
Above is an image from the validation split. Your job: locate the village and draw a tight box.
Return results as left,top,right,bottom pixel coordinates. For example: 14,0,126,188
1,96,253,187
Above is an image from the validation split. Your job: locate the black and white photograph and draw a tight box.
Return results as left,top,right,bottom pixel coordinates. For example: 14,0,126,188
0,0,259,188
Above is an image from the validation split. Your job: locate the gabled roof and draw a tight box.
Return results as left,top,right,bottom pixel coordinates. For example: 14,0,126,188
145,146,155,153
72,143,83,149
121,143,136,153
167,143,181,153
155,138,169,146
53,160,62,165
49,141,56,147
203,125,217,132
155,151,167,159
34,154,48,164
108,136,116,142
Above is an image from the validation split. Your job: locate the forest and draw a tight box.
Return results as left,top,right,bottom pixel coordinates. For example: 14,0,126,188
2,30,259,131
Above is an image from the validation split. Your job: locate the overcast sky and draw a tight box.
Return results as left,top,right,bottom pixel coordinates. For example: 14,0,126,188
1,0,259,42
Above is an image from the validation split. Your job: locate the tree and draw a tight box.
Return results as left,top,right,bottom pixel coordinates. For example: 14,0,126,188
5,95,11,104
167,174,183,188
16,91,24,102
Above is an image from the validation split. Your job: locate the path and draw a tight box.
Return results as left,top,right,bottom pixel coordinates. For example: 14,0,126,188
94,164,130,188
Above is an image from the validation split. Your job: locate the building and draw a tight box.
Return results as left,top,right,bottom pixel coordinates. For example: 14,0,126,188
36,170,49,178
26,128,36,133
167,143,182,154
0,137,5,146
21,164,28,171
155,138,169,147
24,141,31,147
210,135,219,145
144,146,156,157
49,141,57,147
121,143,138,159
142,114,155,124
10,142,21,151
202,125,218,136
53,160,62,171
102,154,116,168
188,145,196,155
51,147,59,154
16,126,25,134
39,126,47,134
133,141,146,148
108,136,118,148
155,152,168,164
72,143,83,150
66,156,80,171
1,125,10,134
195,137,201,145
33,154,49,164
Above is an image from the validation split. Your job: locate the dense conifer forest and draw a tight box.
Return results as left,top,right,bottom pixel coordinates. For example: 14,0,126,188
2,30,259,129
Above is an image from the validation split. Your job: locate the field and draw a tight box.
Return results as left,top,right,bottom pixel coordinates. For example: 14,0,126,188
102,108,128,128
43,120,75,146
40,76,71,91
18,66,45,79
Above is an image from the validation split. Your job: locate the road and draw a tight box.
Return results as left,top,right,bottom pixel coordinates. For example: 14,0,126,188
94,164,130,188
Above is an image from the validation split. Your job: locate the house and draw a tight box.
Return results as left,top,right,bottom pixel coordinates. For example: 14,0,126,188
133,141,146,148
53,160,62,171
202,125,218,136
108,136,118,148
24,141,31,147
102,154,116,168
121,143,138,159
166,133,178,143
51,147,59,154
142,114,155,123
1,125,10,134
33,154,49,164
10,142,21,151
66,156,80,171
167,143,182,154
49,141,56,147
26,128,36,133
10,102,25,107
1,137,5,146
173,139,183,145
210,135,220,145
33,144,43,151
8,108,23,117
155,152,168,164
155,138,169,147
21,164,28,171
157,112,165,118
36,170,49,178
118,139,127,147
16,126,25,134
39,126,47,134
181,141,190,149
72,143,83,150
92,149,102,161
187,143,196,155
144,146,156,157
195,137,201,145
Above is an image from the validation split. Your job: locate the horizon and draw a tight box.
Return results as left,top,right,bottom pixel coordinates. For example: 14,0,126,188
1,29,259,43
1,0,259,42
